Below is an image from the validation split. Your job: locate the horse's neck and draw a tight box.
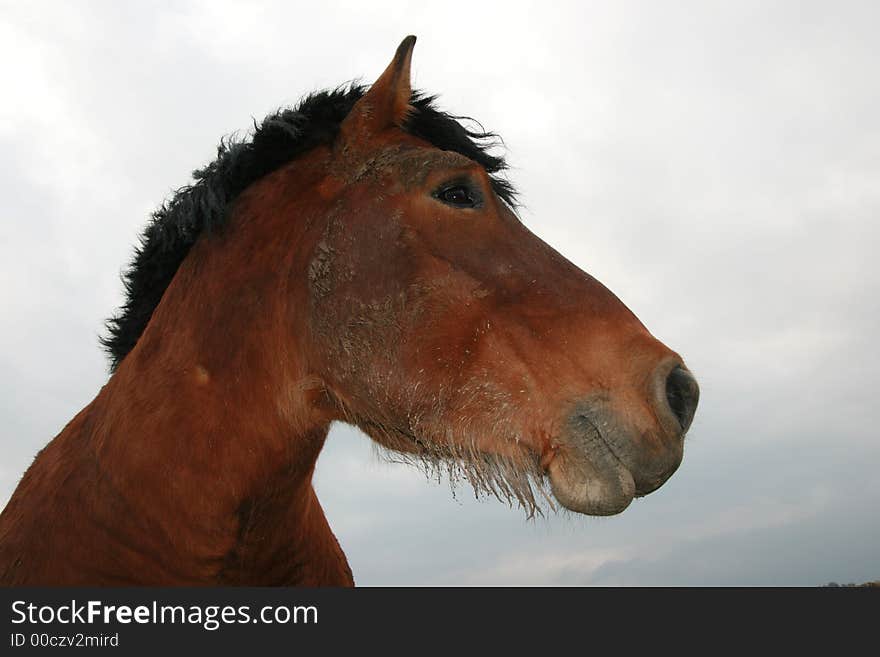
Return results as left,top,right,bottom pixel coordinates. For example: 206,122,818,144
0,366,353,586
0,174,355,585
216,458,353,585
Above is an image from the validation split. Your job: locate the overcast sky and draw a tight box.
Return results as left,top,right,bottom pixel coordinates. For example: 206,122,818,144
2,1,878,585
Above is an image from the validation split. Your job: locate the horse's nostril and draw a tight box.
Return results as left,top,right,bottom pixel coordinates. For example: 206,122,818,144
665,366,699,434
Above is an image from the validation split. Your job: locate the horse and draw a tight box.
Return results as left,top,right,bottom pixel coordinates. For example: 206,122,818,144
0,36,699,585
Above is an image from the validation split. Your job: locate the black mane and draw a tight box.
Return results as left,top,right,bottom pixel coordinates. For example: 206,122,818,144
101,85,516,371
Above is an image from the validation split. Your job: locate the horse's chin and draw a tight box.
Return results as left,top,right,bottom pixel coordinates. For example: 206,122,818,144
546,432,637,516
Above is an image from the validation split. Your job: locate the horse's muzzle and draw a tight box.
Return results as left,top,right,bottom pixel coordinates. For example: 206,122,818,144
547,359,699,515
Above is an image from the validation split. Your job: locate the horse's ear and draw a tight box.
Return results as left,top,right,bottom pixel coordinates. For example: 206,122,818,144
340,35,416,140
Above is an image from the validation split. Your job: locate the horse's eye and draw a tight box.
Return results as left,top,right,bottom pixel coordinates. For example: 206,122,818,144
437,185,476,208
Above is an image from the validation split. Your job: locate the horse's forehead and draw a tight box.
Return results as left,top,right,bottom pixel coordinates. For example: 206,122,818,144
389,146,474,172
332,141,476,190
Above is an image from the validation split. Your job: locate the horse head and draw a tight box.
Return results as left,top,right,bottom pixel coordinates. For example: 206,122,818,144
303,37,699,515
